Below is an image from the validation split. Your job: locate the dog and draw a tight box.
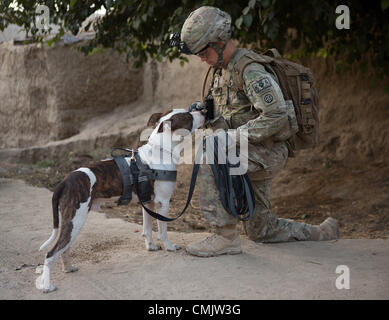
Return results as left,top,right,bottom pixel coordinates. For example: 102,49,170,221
35,109,205,293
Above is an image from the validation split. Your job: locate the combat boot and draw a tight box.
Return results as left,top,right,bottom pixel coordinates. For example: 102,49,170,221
186,224,242,257
308,217,339,241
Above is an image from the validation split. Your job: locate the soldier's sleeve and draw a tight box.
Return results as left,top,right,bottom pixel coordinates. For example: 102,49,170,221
236,63,289,145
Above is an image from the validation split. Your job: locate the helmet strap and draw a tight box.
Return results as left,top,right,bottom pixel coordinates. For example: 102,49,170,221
209,42,227,68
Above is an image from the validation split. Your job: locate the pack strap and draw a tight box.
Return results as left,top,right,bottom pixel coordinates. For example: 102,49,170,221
232,51,274,91
201,66,214,100
264,48,282,58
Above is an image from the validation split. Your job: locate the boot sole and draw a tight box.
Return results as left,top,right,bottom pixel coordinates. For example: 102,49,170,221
186,246,242,258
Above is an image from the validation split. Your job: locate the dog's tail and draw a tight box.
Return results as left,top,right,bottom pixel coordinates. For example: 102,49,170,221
39,181,65,251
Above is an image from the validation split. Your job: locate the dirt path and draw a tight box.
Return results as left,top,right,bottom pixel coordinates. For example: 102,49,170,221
1,178,388,300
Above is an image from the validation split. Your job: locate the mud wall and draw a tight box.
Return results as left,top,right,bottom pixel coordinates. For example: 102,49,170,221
0,41,143,148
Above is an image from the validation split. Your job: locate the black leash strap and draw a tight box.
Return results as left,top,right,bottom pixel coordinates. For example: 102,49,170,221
208,135,255,221
131,157,200,222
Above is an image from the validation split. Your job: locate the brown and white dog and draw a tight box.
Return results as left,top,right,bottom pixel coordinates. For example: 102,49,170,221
35,109,205,293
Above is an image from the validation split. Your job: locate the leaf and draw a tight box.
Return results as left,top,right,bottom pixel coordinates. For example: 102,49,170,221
88,47,101,55
261,0,270,8
235,16,243,29
70,0,77,8
381,0,389,10
2,0,386,74
243,14,253,28
133,18,141,30
248,0,257,8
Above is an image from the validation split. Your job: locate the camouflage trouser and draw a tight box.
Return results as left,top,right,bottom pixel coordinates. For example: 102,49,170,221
198,140,313,243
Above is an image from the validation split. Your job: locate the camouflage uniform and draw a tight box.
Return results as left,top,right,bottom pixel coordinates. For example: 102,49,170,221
198,48,313,242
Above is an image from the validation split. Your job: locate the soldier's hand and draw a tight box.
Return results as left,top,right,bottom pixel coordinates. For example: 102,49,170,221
188,101,205,112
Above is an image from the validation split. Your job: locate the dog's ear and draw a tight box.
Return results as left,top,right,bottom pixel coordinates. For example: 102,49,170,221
146,109,173,127
147,113,163,127
157,113,193,133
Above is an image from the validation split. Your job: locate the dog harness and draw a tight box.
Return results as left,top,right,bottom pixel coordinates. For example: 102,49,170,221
112,148,177,206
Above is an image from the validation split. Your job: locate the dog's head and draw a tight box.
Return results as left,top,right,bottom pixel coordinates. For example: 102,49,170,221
147,109,205,136
144,110,205,165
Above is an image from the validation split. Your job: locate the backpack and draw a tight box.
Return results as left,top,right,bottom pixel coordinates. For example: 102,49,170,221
228,48,319,154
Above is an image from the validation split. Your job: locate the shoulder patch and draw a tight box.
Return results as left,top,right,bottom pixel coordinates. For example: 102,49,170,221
252,77,272,94
259,89,279,107
263,93,274,104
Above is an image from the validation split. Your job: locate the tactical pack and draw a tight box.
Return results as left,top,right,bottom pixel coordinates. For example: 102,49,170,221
235,48,319,153
204,48,319,154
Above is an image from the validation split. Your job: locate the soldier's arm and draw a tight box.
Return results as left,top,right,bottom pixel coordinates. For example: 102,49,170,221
236,63,289,144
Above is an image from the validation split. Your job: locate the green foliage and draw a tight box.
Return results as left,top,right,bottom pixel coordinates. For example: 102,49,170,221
0,0,388,74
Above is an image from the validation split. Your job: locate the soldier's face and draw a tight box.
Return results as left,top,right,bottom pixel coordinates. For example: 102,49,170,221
198,46,218,66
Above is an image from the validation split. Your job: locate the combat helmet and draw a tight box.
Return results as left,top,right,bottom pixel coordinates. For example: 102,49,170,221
170,6,232,66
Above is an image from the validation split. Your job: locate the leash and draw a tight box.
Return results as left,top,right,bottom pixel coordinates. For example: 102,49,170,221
208,135,255,221
130,154,200,222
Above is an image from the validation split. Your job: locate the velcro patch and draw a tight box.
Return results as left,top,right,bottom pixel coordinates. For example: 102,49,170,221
252,77,272,94
260,90,280,107
263,93,274,104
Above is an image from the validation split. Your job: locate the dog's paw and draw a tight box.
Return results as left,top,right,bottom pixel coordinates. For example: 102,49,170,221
146,243,162,251
63,265,78,273
165,243,181,252
36,276,56,293
43,284,57,293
